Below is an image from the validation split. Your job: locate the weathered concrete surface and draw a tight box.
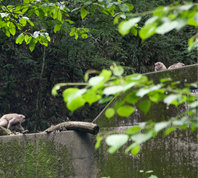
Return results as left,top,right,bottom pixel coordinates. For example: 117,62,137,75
0,131,97,178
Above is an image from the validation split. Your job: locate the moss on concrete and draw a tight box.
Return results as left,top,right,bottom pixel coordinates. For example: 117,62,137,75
0,138,74,178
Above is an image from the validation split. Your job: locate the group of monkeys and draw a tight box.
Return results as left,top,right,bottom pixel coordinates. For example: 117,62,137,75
154,62,185,72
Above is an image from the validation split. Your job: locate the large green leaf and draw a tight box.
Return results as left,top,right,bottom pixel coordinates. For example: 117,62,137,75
118,17,141,36
131,131,153,144
105,108,115,119
106,134,129,154
80,8,88,19
117,105,134,117
139,100,151,115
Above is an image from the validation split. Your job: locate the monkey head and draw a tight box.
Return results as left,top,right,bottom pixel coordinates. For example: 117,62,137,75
19,114,25,122
154,62,167,71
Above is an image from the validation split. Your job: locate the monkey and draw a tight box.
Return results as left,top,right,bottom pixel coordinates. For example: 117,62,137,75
168,62,185,69
154,62,167,71
0,113,25,133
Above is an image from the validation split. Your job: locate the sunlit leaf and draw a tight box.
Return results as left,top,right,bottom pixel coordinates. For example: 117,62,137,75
105,108,115,119
67,88,87,104
103,85,123,95
117,105,134,117
99,69,112,81
156,21,178,34
125,126,140,134
80,8,88,19
67,97,86,112
139,100,151,115
106,134,129,154
62,88,79,102
118,17,141,36
16,33,25,44
29,38,36,51
9,22,16,36
131,26,137,36
95,135,103,149
131,131,153,144
131,145,140,156
88,76,104,86
83,90,101,105
163,94,182,106
126,91,140,105
154,121,170,132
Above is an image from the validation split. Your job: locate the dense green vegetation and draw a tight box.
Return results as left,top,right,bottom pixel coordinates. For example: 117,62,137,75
0,0,197,132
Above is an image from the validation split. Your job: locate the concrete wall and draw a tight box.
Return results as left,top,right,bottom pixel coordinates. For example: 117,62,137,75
0,131,97,178
0,64,197,178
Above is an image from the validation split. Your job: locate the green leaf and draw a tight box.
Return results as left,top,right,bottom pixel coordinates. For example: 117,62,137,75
67,88,87,104
126,91,140,105
118,17,141,36
139,23,157,40
160,78,172,83
81,34,88,39
98,96,113,104
80,8,88,19
65,19,74,24
124,3,134,11
95,136,103,149
131,26,137,36
54,23,62,33
119,4,129,12
131,145,140,156
51,84,61,96
9,22,16,36
99,69,112,81
106,134,129,154
165,126,177,135
103,85,124,96
189,101,198,108
29,38,36,52
62,88,79,103
146,170,154,174
139,100,151,115
136,84,162,97
117,105,134,117
83,90,101,105
67,97,86,112
23,0,30,3
57,9,62,21
105,108,115,119
88,76,104,86
148,175,158,178
154,121,170,132
156,21,178,35
163,94,182,106
16,33,25,44
131,131,153,144
125,126,140,134
111,65,124,76
125,142,137,154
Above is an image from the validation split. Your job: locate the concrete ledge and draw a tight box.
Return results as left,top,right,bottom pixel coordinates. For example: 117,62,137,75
0,131,97,178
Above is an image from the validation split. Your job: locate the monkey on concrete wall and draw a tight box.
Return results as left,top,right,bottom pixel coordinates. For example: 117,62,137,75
168,62,185,69
154,62,167,71
0,113,25,133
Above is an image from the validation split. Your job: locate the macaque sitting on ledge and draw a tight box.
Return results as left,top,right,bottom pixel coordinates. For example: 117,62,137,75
0,113,27,134
168,62,185,69
154,62,167,71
